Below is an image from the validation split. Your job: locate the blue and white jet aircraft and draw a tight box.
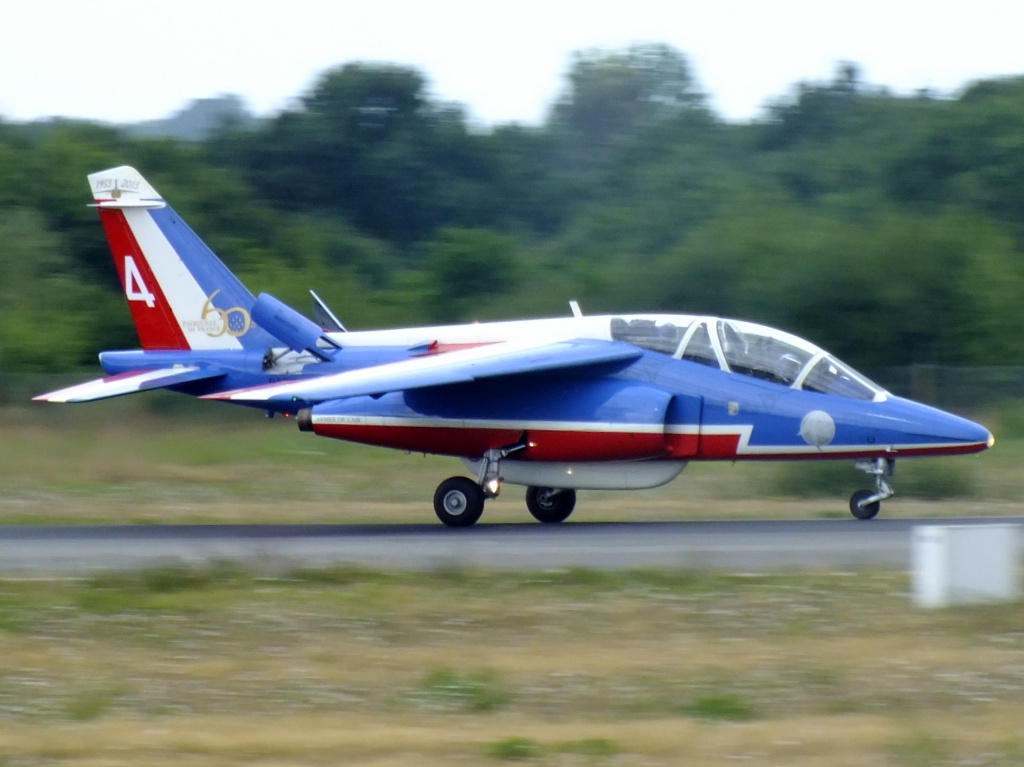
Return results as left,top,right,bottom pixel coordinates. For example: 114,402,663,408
36,166,994,526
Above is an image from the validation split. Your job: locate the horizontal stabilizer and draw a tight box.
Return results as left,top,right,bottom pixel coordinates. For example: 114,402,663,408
34,366,223,403
205,338,642,404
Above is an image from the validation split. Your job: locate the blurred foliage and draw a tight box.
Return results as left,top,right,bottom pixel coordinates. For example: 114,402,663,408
771,457,977,500
4,51,1024,374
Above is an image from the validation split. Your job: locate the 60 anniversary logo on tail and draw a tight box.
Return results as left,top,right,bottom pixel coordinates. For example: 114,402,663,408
123,257,252,339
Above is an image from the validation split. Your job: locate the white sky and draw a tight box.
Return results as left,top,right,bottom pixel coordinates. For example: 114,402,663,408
4,1,1024,126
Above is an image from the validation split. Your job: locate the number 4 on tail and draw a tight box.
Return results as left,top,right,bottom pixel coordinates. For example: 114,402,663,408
124,255,156,307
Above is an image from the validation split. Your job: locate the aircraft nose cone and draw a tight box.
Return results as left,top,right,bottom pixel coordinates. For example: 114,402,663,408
887,397,992,456
938,411,992,449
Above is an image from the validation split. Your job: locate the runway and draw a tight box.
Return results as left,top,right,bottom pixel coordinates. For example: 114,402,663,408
0,517,1021,575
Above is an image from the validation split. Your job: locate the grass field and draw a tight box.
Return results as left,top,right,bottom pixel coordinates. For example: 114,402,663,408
0,568,1022,765
0,394,1022,764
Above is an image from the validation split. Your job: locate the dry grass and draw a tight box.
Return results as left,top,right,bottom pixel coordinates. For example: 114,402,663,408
1,711,1022,766
0,570,1022,764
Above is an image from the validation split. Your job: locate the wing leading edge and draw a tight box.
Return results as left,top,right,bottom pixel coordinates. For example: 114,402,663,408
206,338,643,404
34,366,223,403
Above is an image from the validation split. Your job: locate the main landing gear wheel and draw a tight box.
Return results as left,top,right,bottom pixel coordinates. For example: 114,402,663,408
525,487,577,524
434,477,485,528
849,489,881,520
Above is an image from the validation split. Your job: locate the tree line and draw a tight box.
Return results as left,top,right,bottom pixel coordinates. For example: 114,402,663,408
3,44,1024,375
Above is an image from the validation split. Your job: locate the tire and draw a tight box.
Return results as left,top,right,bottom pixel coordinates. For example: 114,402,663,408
525,487,577,524
849,489,881,520
434,477,485,527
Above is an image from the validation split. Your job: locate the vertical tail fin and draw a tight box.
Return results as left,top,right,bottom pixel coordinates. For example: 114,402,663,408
89,166,274,350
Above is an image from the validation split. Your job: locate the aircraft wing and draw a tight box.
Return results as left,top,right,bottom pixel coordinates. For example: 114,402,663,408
34,366,223,403
207,338,642,404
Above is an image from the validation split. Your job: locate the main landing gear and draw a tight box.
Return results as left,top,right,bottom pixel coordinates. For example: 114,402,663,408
432,445,517,528
525,486,577,523
849,457,895,520
433,477,485,527
431,443,578,528
432,479,579,527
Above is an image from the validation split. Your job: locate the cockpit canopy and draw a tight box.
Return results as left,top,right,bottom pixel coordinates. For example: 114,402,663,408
610,316,885,401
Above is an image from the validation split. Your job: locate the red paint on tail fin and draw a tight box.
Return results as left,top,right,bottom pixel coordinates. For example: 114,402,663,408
99,209,189,350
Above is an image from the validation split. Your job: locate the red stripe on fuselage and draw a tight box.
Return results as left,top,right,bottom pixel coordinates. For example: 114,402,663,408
313,422,671,461
681,433,988,460
675,433,739,460
414,341,498,356
313,421,989,462
735,442,991,460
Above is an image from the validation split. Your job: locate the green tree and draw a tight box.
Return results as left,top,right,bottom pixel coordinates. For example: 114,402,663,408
0,209,124,371
424,228,521,322
550,44,707,146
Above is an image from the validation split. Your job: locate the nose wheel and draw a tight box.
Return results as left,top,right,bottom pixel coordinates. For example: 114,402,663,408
849,458,895,520
849,488,881,520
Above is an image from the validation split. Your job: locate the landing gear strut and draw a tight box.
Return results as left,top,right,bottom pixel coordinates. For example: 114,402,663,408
849,457,895,520
433,442,528,527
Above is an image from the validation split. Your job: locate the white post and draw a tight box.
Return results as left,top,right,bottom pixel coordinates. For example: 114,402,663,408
911,525,1021,608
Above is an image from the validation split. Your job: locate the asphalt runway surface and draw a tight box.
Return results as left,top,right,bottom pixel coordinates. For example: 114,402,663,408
0,517,1021,574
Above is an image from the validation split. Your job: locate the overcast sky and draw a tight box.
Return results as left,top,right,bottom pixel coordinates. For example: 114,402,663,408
5,1,1024,127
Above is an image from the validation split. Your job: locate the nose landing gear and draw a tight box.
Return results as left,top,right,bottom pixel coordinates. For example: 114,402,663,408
849,457,895,520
